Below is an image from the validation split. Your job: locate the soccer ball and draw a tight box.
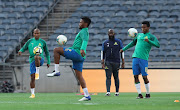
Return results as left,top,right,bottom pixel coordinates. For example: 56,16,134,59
56,35,67,45
33,46,42,55
128,28,138,38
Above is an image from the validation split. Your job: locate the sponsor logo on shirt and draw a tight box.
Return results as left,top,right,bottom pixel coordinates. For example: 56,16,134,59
114,42,118,45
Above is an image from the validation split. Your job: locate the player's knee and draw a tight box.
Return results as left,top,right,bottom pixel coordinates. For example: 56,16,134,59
34,55,40,60
106,76,111,80
54,47,62,52
143,77,149,83
31,75,35,81
53,47,58,53
134,75,138,79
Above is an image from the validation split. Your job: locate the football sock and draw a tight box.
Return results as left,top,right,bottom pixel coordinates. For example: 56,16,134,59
31,88,35,95
135,83,141,94
83,88,89,97
145,83,150,94
36,67,40,74
55,64,59,72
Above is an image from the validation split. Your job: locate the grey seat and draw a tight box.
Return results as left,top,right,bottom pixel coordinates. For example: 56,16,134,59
149,11,160,18
9,24,21,29
137,11,148,18
164,28,176,34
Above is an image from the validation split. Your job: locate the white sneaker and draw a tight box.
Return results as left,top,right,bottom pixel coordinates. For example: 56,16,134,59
105,92,111,96
47,71,60,77
78,96,91,101
114,92,119,96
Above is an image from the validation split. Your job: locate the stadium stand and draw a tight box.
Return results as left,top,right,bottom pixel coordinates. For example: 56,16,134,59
46,0,180,62
0,0,55,63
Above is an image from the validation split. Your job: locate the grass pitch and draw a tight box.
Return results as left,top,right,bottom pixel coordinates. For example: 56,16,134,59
0,92,179,110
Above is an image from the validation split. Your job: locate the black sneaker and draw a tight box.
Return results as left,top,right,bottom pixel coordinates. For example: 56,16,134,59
136,94,143,99
145,94,150,99
105,92,111,96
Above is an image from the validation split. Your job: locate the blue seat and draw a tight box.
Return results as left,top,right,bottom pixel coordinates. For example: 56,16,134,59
64,28,77,34
2,7,14,12
115,11,126,17
9,24,21,29
36,7,48,13
164,28,176,34
149,11,159,17
20,24,33,30
15,18,27,24
0,51,7,59
15,29,27,36
4,29,15,35
5,41,18,48
5,2,14,8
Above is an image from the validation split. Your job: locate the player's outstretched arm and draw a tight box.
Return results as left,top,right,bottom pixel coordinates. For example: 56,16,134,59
122,38,137,52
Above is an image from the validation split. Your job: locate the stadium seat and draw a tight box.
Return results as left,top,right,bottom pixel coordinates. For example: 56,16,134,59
45,0,180,62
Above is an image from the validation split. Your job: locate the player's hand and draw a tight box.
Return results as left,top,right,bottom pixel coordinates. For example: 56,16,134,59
102,64,105,69
18,51,22,56
80,50,86,57
120,49,123,53
121,62,125,69
144,38,149,42
47,64,50,68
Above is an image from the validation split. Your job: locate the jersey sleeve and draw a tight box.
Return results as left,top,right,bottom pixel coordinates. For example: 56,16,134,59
148,35,160,48
43,41,50,65
19,39,31,52
101,42,105,60
122,37,137,51
80,30,89,51
119,39,124,49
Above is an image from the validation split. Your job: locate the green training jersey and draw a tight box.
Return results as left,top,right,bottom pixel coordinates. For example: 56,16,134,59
122,32,160,61
69,28,89,59
19,38,50,64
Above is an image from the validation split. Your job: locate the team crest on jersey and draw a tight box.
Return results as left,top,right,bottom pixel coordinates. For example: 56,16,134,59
144,36,148,39
114,42,118,45
38,43,42,46
105,66,109,70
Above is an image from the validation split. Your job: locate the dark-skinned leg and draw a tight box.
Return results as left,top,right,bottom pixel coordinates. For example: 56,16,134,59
143,76,150,98
30,74,35,88
75,69,91,101
30,73,35,97
34,55,41,67
74,69,86,88
54,47,64,64
134,75,143,98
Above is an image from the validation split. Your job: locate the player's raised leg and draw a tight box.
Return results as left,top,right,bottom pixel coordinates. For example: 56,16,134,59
46,47,63,77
